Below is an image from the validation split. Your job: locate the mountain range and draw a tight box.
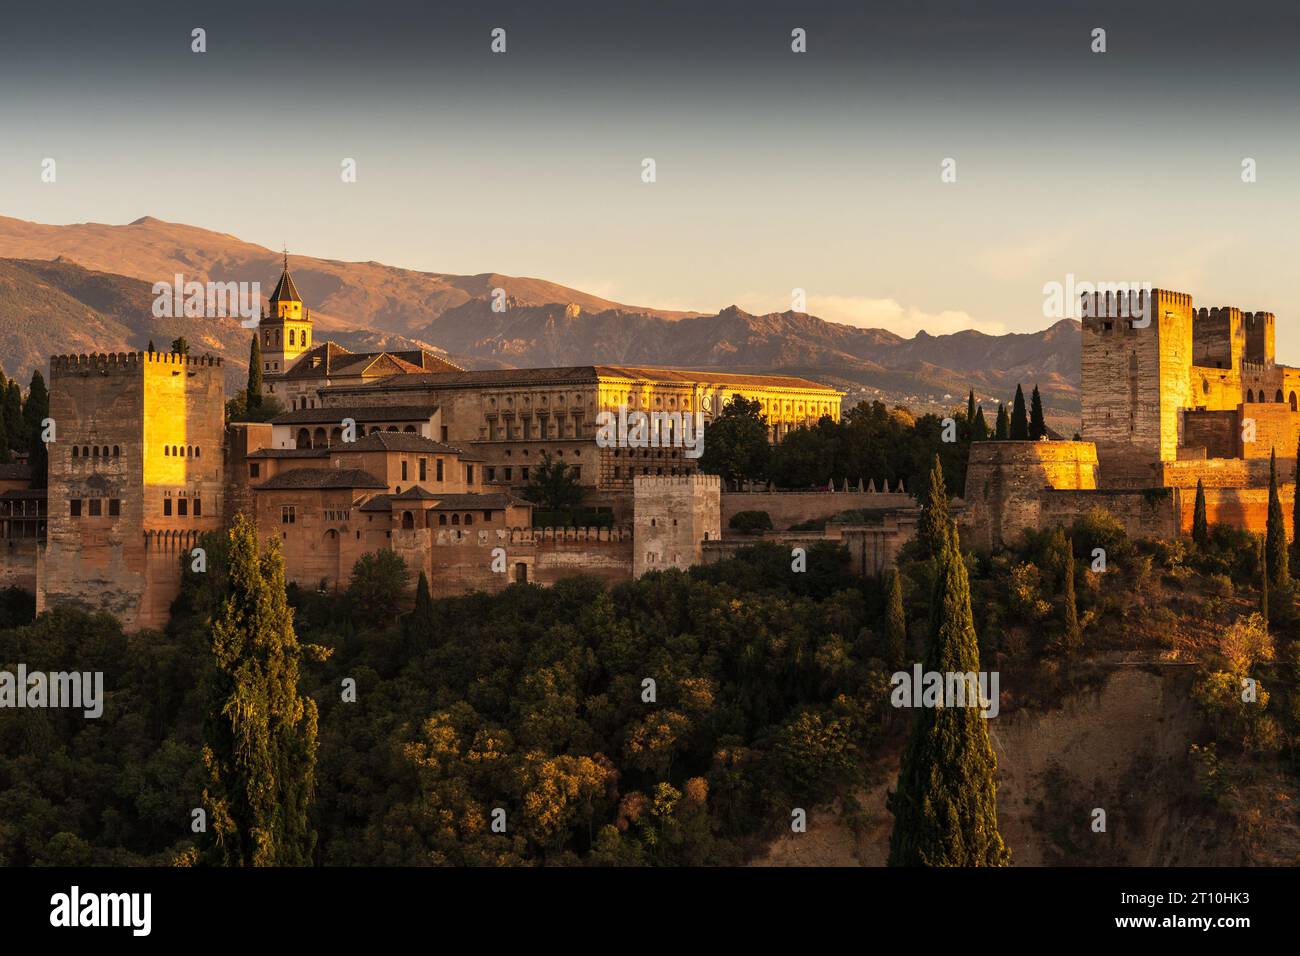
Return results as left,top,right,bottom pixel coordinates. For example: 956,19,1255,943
0,215,1081,424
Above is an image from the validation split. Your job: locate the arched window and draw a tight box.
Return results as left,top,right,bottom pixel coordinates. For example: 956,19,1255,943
438,514,447,526
313,427,327,447
1291,392,1297,412
194,447,199,458
113,446,120,457
451,513,460,525
403,425,416,433
296,428,311,449
464,514,474,526
92,447,99,458
163,446,169,457
401,511,414,530
1247,389,1255,403
72,447,79,458
1277,390,1285,404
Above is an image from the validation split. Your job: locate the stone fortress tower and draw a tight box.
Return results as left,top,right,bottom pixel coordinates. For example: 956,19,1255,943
633,474,721,576
38,350,226,629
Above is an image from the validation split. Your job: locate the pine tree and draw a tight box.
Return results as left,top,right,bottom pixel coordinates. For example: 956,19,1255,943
201,514,320,866
1192,478,1209,548
883,568,907,671
1010,385,1029,440
23,371,49,488
1029,385,1046,440
994,403,1009,441
247,334,263,410
1267,447,1289,586
888,519,1010,867
973,406,988,440
1060,538,1081,654
916,455,952,559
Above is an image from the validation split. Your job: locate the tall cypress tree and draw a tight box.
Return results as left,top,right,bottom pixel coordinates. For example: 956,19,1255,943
1267,447,1289,586
1258,534,1269,627
23,371,49,488
888,518,1010,867
916,455,952,560
883,568,907,671
1010,385,1029,440
1192,479,1209,547
973,406,988,440
201,514,320,866
966,390,976,424
246,334,263,410
994,403,1009,441
1029,385,1046,440
5,381,24,454
1059,538,1081,654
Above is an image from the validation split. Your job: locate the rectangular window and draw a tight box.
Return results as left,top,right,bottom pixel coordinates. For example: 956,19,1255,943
250,463,260,478
572,466,581,480
436,459,444,481
441,426,449,442
109,499,120,517
401,460,408,481
521,467,529,481
164,499,172,516
178,498,188,516
466,465,474,484
194,498,202,517
89,498,102,517
483,510,492,521
486,466,496,481
419,458,427,481
282,505,296,524
505,467,512,481
70,499,82,517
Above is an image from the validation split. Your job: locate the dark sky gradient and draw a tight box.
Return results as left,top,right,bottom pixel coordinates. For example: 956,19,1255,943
3,1,1299,346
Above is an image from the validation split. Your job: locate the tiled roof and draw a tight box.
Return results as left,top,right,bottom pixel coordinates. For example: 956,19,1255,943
335,432,481,458
358,494,393,512
270,404,439,425
268,267,302,303
253,468,387,490
283,343,463,380
0,488,45,500
428,493,527,510
322,364,840,395
391,485,441,500
247,448,330,459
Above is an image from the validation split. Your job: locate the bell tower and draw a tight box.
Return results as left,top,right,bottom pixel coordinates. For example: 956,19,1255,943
258,250,312,377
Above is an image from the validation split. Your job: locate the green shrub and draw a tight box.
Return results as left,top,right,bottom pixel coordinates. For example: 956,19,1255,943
729,510,773,533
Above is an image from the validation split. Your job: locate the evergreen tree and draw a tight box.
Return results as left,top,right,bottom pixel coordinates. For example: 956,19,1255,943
201,514,320,866
246,334,263,410
973,406,988,441
1059,538,1081,654
1029,385,1046,440
171,337,190,356
1192,478,1209,548
23,371,49,488
1258,534,1269,627
888,519,1010,867
1267,447,1289,586
1010,385,1029,440
966,390,976,424
994,403,1009,441
4,381,23,454
147,339,156,353
916,455,951,559
0,403,8,465
883,568,907,671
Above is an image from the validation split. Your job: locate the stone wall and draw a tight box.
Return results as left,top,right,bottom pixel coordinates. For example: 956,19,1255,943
720,487,913,531
0,538,38,590
1182,409,1238,459
962,440,1099,550
1039,488,1179,541
634,474,720,576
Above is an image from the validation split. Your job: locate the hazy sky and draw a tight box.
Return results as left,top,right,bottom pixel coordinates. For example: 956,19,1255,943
4,0,1300,352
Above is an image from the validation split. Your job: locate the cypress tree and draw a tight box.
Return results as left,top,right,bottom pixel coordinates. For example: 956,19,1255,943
1060,538,1081,654
966,390,976,424
201,514,320,866
5,381,24,454
888,519,1010,867
247,334,263,410
1010,385,1029,440
1267,447,1288,586
994,403,1009,441
147,339,156,353
23,371,49,488
883,568,907,671
1258,534,1269,627
409,570,435,639
916,455,952,559
1192,478,1209,548
973,406,988,440
1029,385,1046,440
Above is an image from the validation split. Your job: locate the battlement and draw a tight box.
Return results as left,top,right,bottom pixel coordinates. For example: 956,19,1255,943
50,351,224,373
1079,288,1191,329
633,473,721,490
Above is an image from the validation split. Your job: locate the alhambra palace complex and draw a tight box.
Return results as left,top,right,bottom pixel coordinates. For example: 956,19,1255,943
2,275,1297,630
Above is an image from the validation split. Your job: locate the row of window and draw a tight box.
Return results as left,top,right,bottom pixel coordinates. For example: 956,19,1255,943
613,466,687,478
71,446,120,459
69,498,121,518
162,497,202,517
482,465,582,483
263,328,309,348
163,445,201,457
